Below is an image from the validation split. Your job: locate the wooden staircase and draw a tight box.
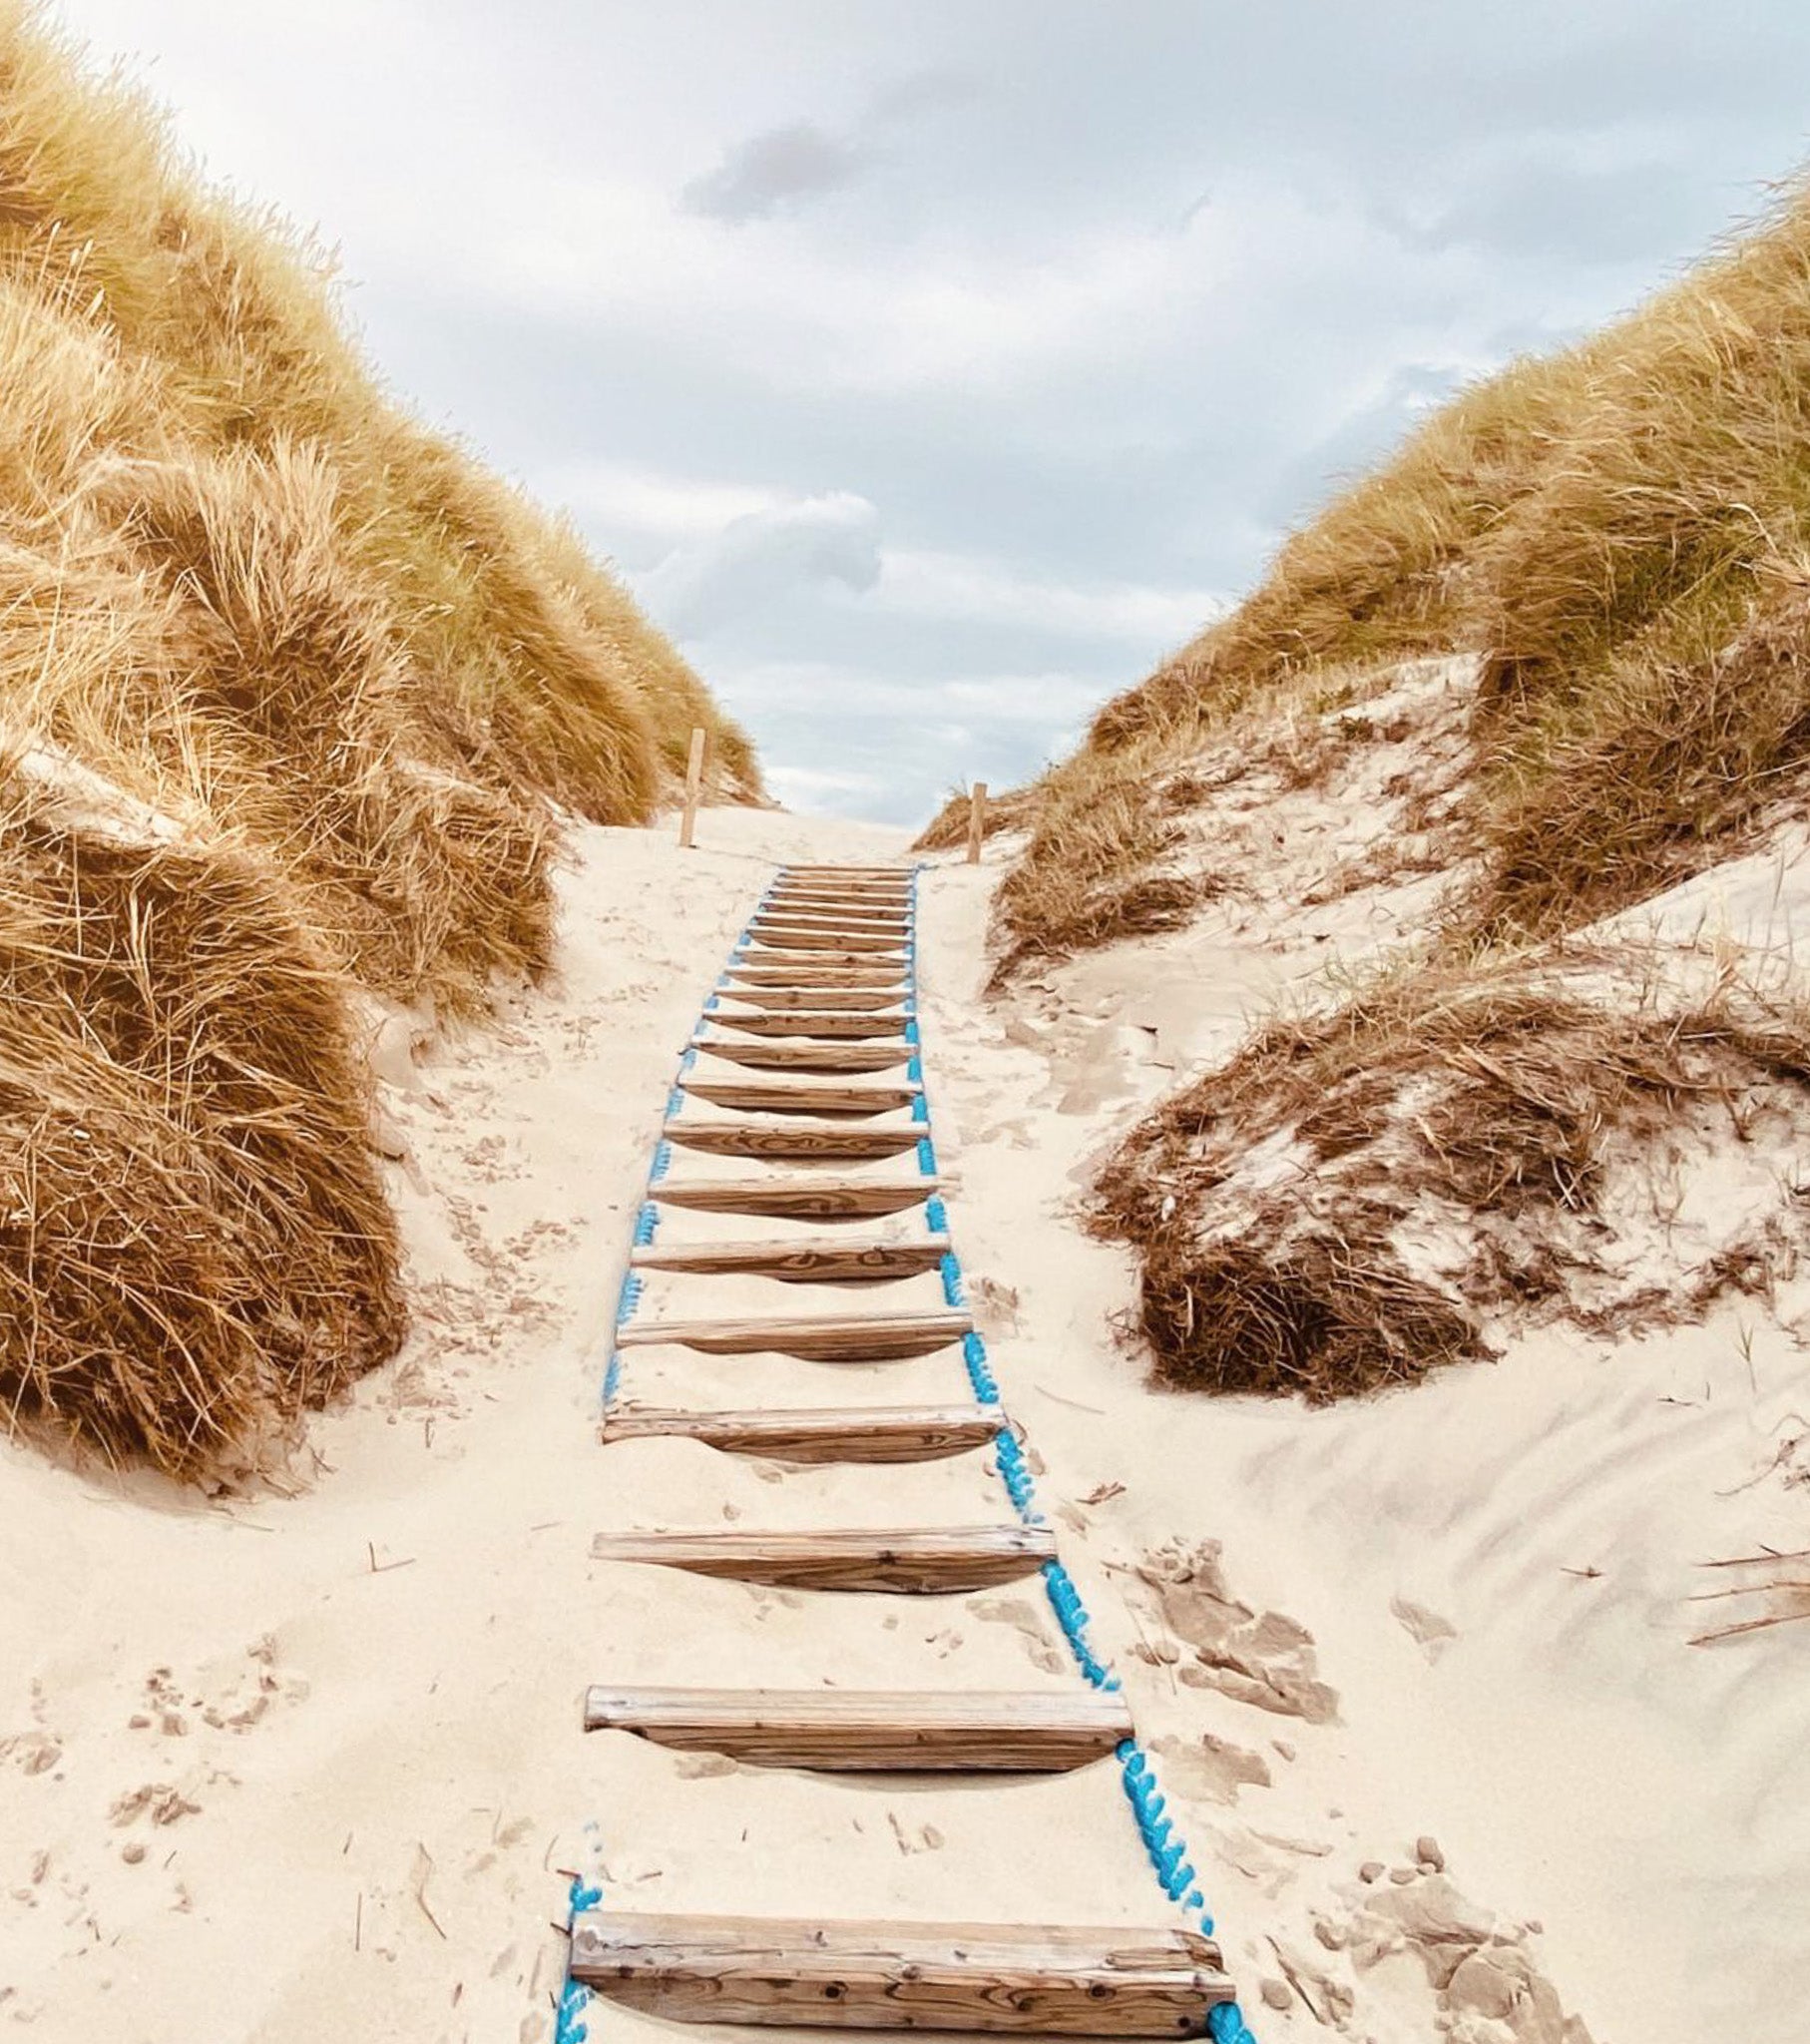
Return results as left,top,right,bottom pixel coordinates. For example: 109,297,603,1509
577,862,1236,2037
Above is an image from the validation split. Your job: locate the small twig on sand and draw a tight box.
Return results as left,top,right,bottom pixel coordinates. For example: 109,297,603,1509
1033,1383,1107,1416
367,1540,416,1574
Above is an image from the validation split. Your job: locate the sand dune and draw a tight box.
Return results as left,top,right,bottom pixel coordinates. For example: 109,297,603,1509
4,800,1802,2040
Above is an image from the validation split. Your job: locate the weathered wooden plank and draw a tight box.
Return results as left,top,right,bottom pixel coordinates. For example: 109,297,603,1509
581,1687,1134,1771
631,1232,949,1282
663,1115,927,1163
754,906,910,931
737,944,912,970
705,1011,914,1039
744,924,907,954
589,1523,1056,1592
598,1401,997,1462
679,1077,921,1117
687,1039,917,1074
615,1305,970,1359
568,1911,1231,2034
765,891,911,915
724,963,909,990
780,865,914,877
715,987,910,1013
650,1175,938,1220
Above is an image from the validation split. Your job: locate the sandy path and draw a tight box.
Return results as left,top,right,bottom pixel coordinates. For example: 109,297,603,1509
6,803,1806,2042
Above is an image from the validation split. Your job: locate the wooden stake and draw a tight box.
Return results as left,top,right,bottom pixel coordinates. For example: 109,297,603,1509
679,727,706,849
966,781,988,863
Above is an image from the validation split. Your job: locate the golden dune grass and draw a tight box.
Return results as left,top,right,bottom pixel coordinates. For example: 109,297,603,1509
0,4,754,1472
993,176,1810,965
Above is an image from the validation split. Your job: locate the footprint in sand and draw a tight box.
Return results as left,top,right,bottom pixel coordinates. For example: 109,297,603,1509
1137,1539,1340,1724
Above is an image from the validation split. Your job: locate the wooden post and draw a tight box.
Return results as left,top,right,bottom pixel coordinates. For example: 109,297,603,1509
679,726,706,848
966,781,988,863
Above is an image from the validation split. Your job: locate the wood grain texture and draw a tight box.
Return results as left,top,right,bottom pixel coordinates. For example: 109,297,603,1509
706,1011,915,1039
631,1233,948,1281
745,923,908,954
615,1305,970,1359
581,1686,1135,1771
715,988,910,1013
678,1079,921,1117
588,1523,1057,1591
737,944,912,970
766,891,911,914
663,1115,927,1162
568,1911,1230,2034
754,907,910,933
724,964,910,990
650,1175,938,1220
598,1401,998,1462
687,1039,917,1073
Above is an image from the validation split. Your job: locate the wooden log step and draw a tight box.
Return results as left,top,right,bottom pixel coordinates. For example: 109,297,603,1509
706,1011,912,1039
589,1523,1056,1591
651,1175,939,1221
744,924,906,954
631,1232,949,1282
738,945,912,971
688,1039,916,1074
716,987,909,1013
724,964,908,989
766,891,911,915
780,865,913,877
663,1116,926,1163
616,1305,970,1360
599,1401,997,1462
679,1078,920,1117
569,1910,1232,2035
582,1686,1134,1771
754,906,910,932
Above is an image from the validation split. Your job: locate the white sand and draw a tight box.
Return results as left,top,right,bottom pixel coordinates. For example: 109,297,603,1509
4,796,1805,2041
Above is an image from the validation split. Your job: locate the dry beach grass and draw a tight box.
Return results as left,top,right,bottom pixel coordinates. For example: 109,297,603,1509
0,4,753,1472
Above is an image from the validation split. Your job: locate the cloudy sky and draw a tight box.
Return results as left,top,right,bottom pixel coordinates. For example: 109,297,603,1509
54,0,1810,821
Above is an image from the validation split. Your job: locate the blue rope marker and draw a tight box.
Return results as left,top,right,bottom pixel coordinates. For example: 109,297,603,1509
898,861,1258,2037
570,860,1257,2043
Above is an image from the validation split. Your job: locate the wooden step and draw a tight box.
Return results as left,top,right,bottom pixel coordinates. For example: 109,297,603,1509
738,946,912,971
689,1039,916,1074
589,1523,1056,1591
754,908,910,934
715,988,910,1013
744,925,906,955
599,1401,997,1462
616,1306,970,1360
663,1116,926,1163
651,1175,939,1221
784,870,915,886
679,1078,921,1117
706,1012,912,1039
631,1232,949,1282
568,1910,1232,2035
724,964,909,990
766,891,911,915
582,1686,1133,1771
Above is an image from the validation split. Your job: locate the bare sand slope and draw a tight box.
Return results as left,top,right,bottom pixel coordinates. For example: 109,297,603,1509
4,797,1800,2042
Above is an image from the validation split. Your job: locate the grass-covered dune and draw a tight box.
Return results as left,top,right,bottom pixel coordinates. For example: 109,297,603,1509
941,173,1810,1404
0,4,754,1474
954,175,1810,972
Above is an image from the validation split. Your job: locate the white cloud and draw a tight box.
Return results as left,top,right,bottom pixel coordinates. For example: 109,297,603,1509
640,492,882,639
